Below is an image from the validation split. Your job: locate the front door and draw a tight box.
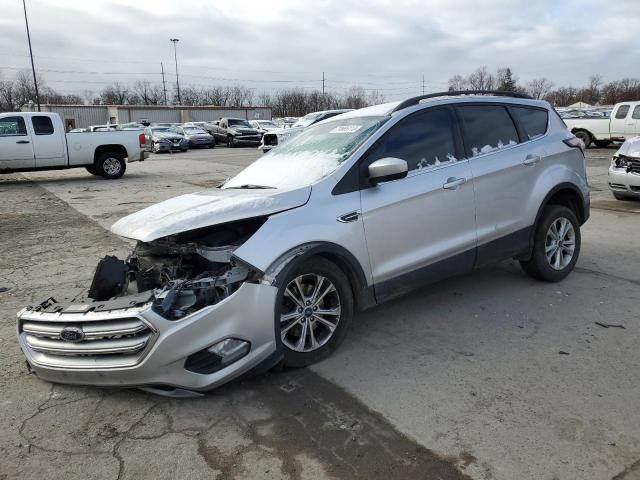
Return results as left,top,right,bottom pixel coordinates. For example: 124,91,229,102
0,116,34,170
610,104,630,139
359,107,477,301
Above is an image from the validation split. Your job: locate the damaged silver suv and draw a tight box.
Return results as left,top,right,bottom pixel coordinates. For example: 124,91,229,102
17,91,590,397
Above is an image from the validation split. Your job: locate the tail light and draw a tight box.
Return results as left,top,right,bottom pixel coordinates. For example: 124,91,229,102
138,133,146,147
563,137,585,156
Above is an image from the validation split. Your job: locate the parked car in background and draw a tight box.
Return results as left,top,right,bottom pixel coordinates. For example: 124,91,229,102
564,101,640,148
609,136,640,200
250,120,279,134
183,121,217,136
273,117,298,128
143,126,189,153
151,122,181,128
14,92,590,396
88,124,119,132
261,109,352,152
0,112,147,179
210,118,261,148
120,122,146,130
173,125,215,148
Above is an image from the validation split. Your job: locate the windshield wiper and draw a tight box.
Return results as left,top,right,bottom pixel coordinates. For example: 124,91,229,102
226,184,275,189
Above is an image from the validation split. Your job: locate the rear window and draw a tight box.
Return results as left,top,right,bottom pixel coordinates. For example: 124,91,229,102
632,106,640,120
457,105,519,157
32,116,55,135
510,107,548,140
615,105,630,119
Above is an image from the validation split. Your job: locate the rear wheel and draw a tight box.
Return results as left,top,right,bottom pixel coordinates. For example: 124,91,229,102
96,152,126,180
85,165,99,176
277,257,353,367
574,130,592,149
520,205,581,282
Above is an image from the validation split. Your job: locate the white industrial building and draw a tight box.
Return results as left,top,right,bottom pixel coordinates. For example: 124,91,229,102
21,104,272,130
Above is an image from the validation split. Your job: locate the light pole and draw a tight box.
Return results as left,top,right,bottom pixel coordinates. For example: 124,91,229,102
170,38,181,104
22,0,40,111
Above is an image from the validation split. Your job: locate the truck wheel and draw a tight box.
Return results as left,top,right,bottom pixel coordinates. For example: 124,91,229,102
85,165,99,176
96,152,126,180
574,130,592,149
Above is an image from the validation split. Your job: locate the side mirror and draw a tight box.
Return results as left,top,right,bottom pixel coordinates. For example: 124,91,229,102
368,157,408,185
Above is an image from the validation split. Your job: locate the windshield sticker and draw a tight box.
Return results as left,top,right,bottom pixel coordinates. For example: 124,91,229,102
330,125,363,134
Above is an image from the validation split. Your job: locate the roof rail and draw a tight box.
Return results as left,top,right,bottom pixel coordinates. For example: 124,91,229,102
392,90,534,113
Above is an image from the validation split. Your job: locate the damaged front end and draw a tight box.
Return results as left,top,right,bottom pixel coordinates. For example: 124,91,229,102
90,217,266,320
17,217,280,396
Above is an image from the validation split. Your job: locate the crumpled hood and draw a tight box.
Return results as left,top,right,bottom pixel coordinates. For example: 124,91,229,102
111,186,312,242
616,136,640,157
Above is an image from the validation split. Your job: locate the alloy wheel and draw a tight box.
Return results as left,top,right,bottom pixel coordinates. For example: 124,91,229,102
545,217,576,270
280,273,341,352
102,157,121,176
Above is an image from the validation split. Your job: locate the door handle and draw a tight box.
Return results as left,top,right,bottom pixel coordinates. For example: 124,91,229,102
523,155,540,166
443,177,466,190
16,140,30,144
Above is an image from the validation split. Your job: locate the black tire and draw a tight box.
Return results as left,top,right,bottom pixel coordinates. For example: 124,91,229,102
96,152,126,180
574,130,592,149
594,140,611,148
85,165,99,176
277,257,354,368
520,205,581,282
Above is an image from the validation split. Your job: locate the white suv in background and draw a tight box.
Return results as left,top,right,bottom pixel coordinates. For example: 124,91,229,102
17,91,589,397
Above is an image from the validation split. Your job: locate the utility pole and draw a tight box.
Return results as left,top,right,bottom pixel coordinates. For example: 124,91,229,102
322,72,325,108
170,38,181,104
22,0,40,111
422,74,425,95
160,62,167,105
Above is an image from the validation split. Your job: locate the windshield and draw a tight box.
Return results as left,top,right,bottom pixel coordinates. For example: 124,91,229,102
184,127,206,134
293,112,323,128
223,116,387,190
228,119,252,128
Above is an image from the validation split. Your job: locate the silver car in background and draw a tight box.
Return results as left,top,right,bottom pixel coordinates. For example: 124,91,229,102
16,91,589,397
608,136,640,200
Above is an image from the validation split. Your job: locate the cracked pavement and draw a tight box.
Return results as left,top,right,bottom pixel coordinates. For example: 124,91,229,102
1,146,639,479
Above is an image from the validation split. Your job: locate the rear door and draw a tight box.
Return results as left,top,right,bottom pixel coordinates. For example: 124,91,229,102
610,104,631,138
628,105,640,136
0,115,35,169
359,107,477,301
32,115,66,167
456,103,551,266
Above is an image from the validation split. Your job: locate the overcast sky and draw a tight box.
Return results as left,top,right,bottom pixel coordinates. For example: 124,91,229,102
1,0,638,101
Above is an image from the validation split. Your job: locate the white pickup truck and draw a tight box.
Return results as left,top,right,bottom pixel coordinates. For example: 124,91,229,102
564,101,640,148
0,112,148,179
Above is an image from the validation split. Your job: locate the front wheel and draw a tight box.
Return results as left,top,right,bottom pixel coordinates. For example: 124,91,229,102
520,205,581,282
96,152,126,179
277,257,353,367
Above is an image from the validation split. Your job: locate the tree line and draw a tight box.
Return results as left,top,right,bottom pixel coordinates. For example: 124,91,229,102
2,67,639,116
448,66,640,106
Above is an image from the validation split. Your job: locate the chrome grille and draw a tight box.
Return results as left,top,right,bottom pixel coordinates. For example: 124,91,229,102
19,315,155,369
629,158,640,174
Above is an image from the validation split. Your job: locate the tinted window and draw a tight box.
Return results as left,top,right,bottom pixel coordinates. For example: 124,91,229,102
32,116,54,135
632,106,640,120
510,107,548,140
615,105,630,119
366,108,457,171
0,116,27,136
457,105,519,157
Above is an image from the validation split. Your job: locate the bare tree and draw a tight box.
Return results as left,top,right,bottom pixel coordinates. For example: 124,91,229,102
526,77,554,99
448,74,468,91
133,80,164,105
99,82,133,105
467,66,495,90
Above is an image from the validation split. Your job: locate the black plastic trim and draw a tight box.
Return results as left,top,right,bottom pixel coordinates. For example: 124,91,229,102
392,90,533,113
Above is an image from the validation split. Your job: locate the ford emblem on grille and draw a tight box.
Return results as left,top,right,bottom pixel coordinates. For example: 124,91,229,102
60,326,85,342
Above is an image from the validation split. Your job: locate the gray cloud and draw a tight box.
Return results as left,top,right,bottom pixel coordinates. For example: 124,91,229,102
2,0,639,100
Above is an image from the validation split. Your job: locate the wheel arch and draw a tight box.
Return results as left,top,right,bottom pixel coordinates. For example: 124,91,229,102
94,144,127,164
264,242,376,312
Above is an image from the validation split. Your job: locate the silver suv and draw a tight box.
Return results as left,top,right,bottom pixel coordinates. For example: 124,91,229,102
17,91,590,397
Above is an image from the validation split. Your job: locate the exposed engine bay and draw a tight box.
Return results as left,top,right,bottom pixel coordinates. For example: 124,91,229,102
87,217,266,320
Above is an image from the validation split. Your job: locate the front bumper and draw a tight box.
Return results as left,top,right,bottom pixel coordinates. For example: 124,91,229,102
17,283,279,394
153,142,188,152
608,165,640,198
232,136,261,146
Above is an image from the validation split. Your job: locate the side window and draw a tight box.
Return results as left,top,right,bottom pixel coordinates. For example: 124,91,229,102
615,105,630,119
457,105,519,157
632,106,640,120
510,106,548,140
32,116,54,135
366,108,457,172
0,116,27,136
